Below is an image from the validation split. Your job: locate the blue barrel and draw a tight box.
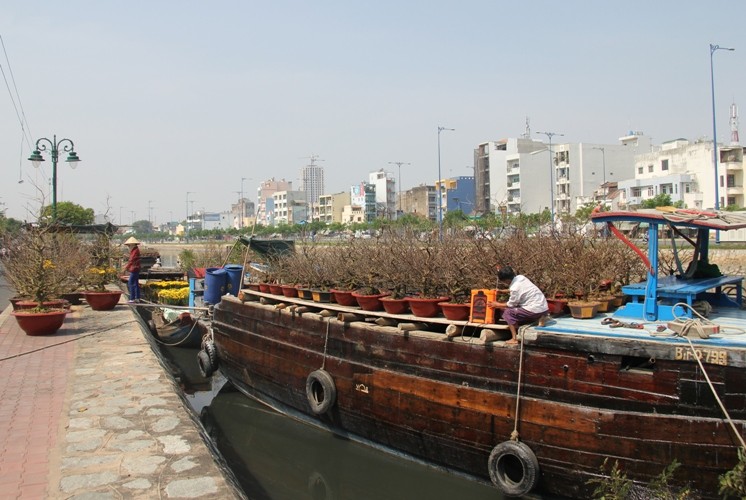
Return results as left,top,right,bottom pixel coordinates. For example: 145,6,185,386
204,267,227,304
224,264,244,296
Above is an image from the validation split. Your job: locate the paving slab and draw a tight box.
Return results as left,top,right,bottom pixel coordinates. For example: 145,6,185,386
0,298,242,499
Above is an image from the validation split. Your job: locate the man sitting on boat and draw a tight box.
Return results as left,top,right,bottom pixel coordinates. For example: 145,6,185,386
488,266,548,345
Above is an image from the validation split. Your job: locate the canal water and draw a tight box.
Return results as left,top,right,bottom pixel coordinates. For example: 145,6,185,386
155,342,505,500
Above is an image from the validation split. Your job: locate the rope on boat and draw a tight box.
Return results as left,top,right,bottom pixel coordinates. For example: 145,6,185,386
150,313,204,348
670,302,746,450
510,325,529,441
320,317,331,370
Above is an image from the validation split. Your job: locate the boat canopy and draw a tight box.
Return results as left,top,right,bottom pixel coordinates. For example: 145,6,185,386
590,208,745,321
591,208,746,231
238,235,295,258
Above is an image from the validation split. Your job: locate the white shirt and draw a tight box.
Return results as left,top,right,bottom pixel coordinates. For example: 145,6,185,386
506,275,548,314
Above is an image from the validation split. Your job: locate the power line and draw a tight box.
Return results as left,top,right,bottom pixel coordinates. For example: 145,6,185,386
0,34,33,149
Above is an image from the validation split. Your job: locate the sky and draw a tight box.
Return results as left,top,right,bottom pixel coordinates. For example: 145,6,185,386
1,1,745,224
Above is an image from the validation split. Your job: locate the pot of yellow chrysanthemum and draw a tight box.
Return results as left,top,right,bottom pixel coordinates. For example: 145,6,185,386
81,233,123,311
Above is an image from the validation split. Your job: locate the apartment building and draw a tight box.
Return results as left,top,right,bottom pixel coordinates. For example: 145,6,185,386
316,191,351,224
256,178,292,226
619,138,745,211
400,184,437,221
474,132,649,217
369,169,396,219
272,190,307,225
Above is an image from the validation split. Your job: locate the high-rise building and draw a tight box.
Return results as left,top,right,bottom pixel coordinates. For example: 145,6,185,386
301,158,325,208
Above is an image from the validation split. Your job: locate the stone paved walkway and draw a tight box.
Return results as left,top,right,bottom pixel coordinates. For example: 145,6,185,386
0,299,241,499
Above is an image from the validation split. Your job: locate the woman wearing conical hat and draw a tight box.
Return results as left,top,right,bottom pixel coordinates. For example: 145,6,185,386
123,237,141,303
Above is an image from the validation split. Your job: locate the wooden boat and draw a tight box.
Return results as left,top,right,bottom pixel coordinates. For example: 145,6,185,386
205,209,746,498
144,306,207,348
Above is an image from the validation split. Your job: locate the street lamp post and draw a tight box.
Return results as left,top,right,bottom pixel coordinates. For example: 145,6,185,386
437,126,454,241
185,192,194,241
28,135,81,220
710,43,735,243
388,161,410,216
240,177,247,230
591,146,607,205
535,131,563,225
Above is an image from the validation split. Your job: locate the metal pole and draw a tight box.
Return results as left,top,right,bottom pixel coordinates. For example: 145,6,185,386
536,131,563,225
437,126,454,241
710,43,735,244
51,137,59,220
240,177,246,229
388,161,410,216
186,192,194,241
591,146,606,205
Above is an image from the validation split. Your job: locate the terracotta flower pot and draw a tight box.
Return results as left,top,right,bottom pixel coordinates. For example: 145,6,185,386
545,298,569,315
15,299,67,310
407,297,449,318
330,289,357,307
439,302,471,321
83,291,123,311
258,283,272,293
568,300,601,319
268,284,284,295
12,309,67,336
351,292,389,311
281,285,299,298
311,290,333,303
380,297,410,315
592,296,614,313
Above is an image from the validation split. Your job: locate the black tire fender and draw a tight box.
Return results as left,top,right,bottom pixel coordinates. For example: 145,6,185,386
488,440,540,497
204,340,218,368
306,369,336,415
197,349,216,378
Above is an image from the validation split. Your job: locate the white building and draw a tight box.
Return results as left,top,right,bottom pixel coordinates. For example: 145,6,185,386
618,138,745,241
257,178,292,226
619,138,745,211
369,169,396,219
272,190,307,225
474,132,650,217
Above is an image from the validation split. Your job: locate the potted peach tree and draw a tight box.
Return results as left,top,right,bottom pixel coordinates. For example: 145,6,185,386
1,224,87,335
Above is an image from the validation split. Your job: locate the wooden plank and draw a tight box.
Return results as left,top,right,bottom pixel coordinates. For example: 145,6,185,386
238,290,509,329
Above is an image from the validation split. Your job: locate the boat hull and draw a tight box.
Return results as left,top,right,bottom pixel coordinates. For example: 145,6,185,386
212,295,746,498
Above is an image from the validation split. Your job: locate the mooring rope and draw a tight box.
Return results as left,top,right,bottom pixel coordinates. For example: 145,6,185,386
510,326,529,441
669,302,746,449
320,317,331,370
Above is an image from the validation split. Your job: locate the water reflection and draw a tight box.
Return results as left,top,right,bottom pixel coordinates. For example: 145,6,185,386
200,389,503,500
152,321,505,500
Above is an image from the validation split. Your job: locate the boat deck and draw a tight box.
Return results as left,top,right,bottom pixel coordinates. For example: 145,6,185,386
236,289,746,349
537,307,746,347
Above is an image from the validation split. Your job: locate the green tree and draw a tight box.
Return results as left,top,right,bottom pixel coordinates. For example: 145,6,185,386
444,209,469,228
132,219,154,234
41,201,94,225
0,214,24,235
640,194,683,209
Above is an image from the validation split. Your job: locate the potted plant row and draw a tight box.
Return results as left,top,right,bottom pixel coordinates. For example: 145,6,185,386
256,225,648,322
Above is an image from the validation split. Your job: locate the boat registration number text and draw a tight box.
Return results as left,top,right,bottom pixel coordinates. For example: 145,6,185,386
674,347,727,366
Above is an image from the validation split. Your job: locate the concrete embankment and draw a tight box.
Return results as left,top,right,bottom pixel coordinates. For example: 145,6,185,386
0,298,242,499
